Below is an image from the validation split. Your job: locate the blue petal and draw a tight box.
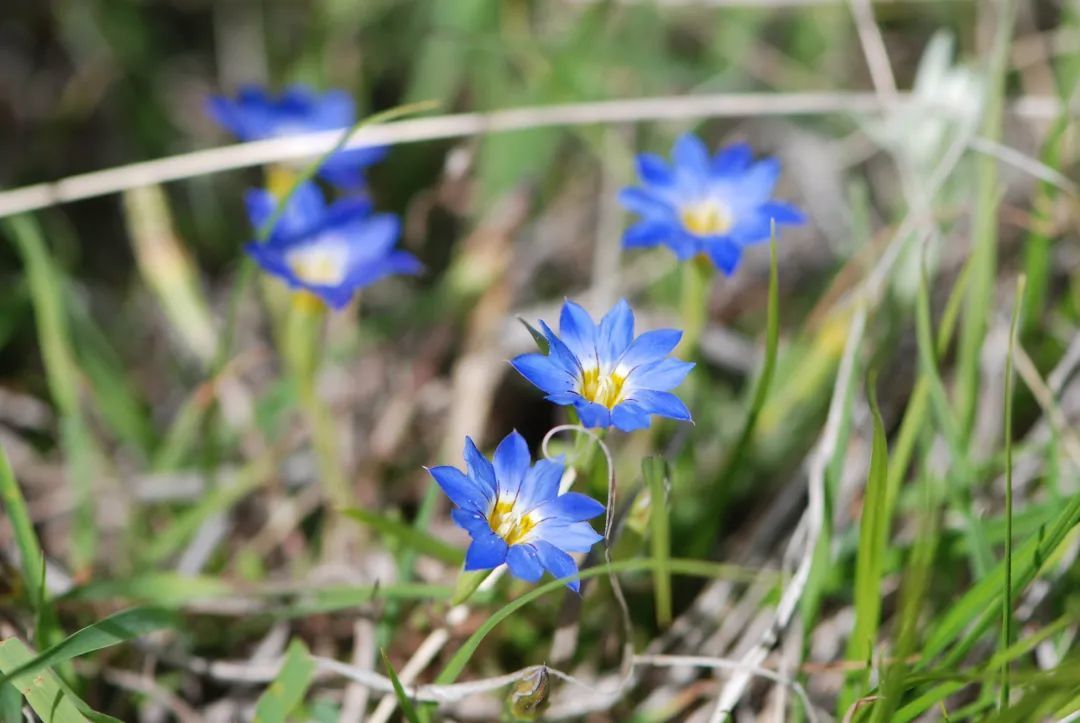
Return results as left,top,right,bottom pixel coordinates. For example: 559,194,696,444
451,508,492,535
559,300,598,363
465,532,508,571
506,544,544,583
635,153,675,187
672,133,711,177
295,87,354,128
243,189,277,237
597,299,634,366
464,437,497,495
342,212,401,261
706,238,742,275
493,431,530,498
629,358,695,391
611,401,652,432
317,284,359,310
623,220,675,249
512,353,575,396
545,391,582,406
534,521,603,553
760,201,806,226
246,181,327,242
711,142,754,176
536,492,605,523
517,458,564,511
428,465,492,512
738,158,782,204
727,211,773,247
532,540,581,592
539,321,584,377
339,251,422,299
618,187,675,219
244,241,293,283
631,390,693,422
575,401,612,429
615,329,683,371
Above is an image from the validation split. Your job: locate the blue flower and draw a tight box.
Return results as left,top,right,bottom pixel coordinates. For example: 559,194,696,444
512,299,694,431
244,181,420,309
619,133,805,274
429,431,605,592
207,84,388,189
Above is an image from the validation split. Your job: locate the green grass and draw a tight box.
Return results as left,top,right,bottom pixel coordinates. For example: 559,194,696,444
0,1,1077,720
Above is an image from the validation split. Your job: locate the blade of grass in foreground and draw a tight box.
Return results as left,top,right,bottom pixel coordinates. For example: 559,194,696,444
642,456,672,627
999,275,1024,709
381,649,422,723
343,508,465,565
0,607,174,687
0,445,46,618
3,214,103,571
840,375,889,713
954,0,1016,441
695,233,780,550
434,557,779,687
0,638,90,723
253,639,315,723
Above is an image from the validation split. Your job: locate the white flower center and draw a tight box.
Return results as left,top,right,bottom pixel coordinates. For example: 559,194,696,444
680,199,733,236
286,240,349,286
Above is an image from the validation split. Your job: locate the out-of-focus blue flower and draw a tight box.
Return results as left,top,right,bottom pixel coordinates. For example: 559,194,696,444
512,299,693,432
244,181,420,309
207,84,387,189
429,431,604,592
619,133,805,274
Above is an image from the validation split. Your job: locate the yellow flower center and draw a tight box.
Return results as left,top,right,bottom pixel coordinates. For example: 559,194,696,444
287,245,348,286
579,367,627,409
488,498,537,546
680,199,732,236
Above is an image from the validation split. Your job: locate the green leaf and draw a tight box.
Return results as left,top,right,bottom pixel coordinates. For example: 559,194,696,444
642,456,672,627
3,214,101,570
0,638,90,722
696,232,780,550
0,607,174,687
841,374,889,710
517,317,550,355
999,275,1025,707
381,649,422,723
342,508,465,565
434,557,779,688
61,574,233,606
0,445,44,614
253,639,316,723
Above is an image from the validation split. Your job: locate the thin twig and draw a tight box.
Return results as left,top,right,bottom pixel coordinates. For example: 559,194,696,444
0,92,1062,219
847,0,899,105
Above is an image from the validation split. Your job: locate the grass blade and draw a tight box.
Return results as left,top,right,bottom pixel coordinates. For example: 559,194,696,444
253,639,315,723
3,214,102,571
0,638,90,723
0,444,45,616
434,557,777,686
381,649,422,723
342,508,465,565
842,374,889,710
696,232,780,549
999,275,1024,708
642,456,672,627
0,607,174,687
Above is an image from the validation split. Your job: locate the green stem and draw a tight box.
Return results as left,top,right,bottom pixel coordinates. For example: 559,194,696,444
679,256,714,356
285,294,352,510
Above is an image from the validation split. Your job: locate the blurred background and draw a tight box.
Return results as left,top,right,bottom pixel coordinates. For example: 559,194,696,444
0,1,1078,721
